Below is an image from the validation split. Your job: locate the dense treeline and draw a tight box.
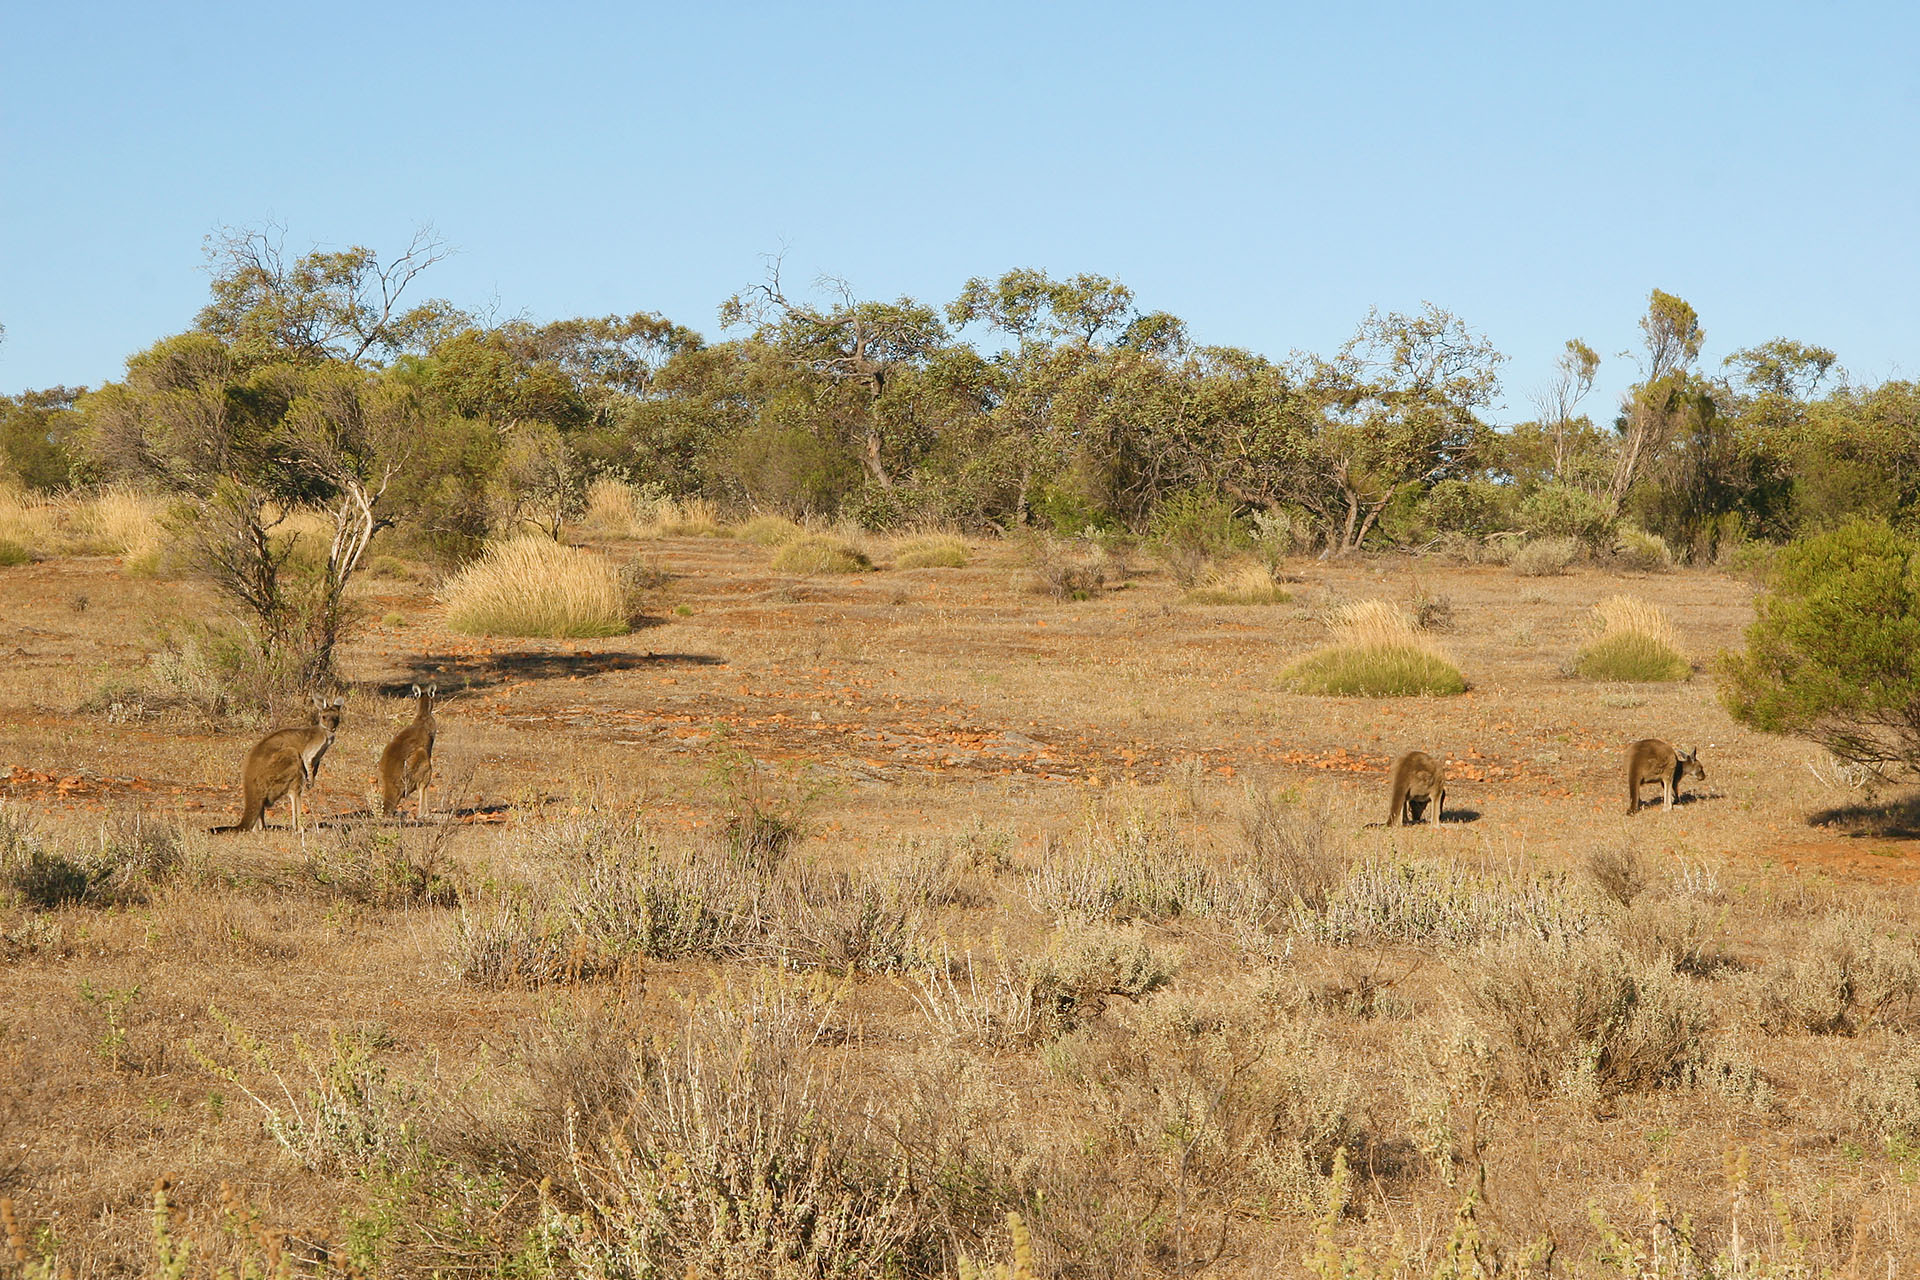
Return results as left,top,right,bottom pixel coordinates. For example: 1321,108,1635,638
3,230,1916,568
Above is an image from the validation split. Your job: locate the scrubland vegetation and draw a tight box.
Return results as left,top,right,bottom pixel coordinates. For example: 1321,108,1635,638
10,231,1920,1276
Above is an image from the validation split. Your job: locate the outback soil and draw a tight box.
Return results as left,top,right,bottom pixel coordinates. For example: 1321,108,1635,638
2,538,1916,1275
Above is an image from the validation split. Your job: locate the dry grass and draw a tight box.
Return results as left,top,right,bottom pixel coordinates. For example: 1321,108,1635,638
737,513,806,546
0,483,168,570
577,477,647,538
440,536,629,636
15,541,1920,1277
1185,558,1292,605
1282,599,1467,696
770,533,873,574
894,534,971,569
1574,593,1690,682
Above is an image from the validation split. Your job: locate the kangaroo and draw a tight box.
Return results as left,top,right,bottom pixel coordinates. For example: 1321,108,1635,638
379,684,438,821
1387,750,1446,827
1625,739,1705,814
224,694,345,833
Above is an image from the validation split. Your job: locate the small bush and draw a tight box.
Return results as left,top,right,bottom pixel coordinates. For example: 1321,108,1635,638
0,538,31,566
0,806,185,908
1510,536,1578,576
1185,559,1291,606
1573,594,1690,682
1613,526,1673,571
1235,787,1344,913
441,537,629,637
1518,482,1614,548
1282,599,1466,697
1302,859,1597,948
894,534,970,569
1757,913,1920,1035
577,478,648,538
1471,934,1708,1099
770,534,872,574
1148,489,1247,585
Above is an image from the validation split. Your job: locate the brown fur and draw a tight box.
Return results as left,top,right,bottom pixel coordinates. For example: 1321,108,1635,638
1387,750,1446,827
1626,739,1705,814
379,684,438,820
225,695,345,833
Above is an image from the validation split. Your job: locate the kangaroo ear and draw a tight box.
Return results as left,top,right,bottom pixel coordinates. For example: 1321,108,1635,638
410,684,422,698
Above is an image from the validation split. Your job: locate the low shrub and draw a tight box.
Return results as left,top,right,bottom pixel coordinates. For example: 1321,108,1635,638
1510,536,1579,576
1470,934,1709,1099
894,534,970,569
1282,600,1466,697
1573,594,1690,682
441,537,629,637
1757,912,1920,1035
1185,559,1291,606
0,806,186,909
1301,859,1598,948
770,534,872,574
0,538,30,566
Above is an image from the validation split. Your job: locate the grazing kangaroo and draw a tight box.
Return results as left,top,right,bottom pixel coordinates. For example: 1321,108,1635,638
380,684,438,821
1625,739,1705,814
1387,750,1446,827
225,695,345,833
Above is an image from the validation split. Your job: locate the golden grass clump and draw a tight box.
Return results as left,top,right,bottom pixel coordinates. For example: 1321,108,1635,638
1184,558,1291,605
894,534,970,569
645,496,731,539
1573,593,1690,682
737,514,806,546
70,485,168,561
578,477,648,538
441,536,630,637
0,486,61,556
770,534,873,574
1282,599,1466,697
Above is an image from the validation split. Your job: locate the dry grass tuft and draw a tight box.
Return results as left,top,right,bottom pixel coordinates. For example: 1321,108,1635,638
1282,599,1466,697
770,534,872,574
0,483,169,570
737,513,806,546
894,534,971,569
1185,558,1292,605
1574,594,1690,682
441,536,629,637
576,477,648,538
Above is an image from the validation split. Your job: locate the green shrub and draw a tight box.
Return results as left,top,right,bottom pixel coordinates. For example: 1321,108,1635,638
1719,518,1920,773
1148,489,1248,585
1519,483,1614,548
769,534,872,574
441,537,629,638
0,538,30,566
1612,526,1673,572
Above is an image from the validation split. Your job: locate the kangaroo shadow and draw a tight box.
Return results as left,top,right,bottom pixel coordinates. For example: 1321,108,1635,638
1807,792,1920,838
372,649,726,696
1441,806,1483,824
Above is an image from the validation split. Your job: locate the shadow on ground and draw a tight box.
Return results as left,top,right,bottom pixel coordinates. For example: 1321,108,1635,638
1807,792,1920,838
372,649,726,696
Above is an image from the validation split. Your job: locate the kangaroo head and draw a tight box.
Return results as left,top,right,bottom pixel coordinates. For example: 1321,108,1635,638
1679,747,1705,778
318,697,346,734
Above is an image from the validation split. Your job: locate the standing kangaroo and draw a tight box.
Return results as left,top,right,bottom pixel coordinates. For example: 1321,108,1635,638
380,684,438,821
225,695,345,833
1387,750,1446,827
1625,739,1705,814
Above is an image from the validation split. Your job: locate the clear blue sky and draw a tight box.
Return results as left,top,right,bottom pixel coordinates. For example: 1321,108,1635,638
3,1,1915,421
